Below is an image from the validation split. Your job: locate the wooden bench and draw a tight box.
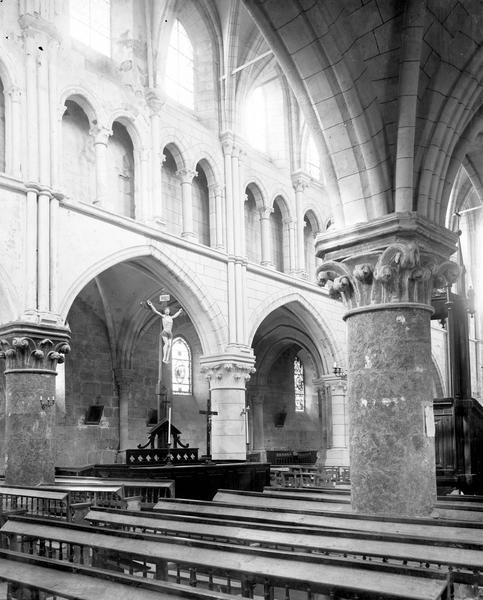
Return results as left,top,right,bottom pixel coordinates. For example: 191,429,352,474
38,484,142,511
55,476,176,503
153,497,483,545
84,506,483,589
0,514,451,600
264,486,483,521
0,485,90,522
0,547,240,600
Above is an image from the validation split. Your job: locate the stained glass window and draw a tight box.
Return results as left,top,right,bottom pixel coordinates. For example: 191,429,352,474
294,356,305,412
166,20,194,109
172,337,192,395
70,0,111,56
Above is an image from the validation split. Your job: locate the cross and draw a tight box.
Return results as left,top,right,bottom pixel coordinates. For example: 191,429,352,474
199,393,218,462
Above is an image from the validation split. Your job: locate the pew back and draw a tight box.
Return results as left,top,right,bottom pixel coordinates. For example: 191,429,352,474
0,515,451,600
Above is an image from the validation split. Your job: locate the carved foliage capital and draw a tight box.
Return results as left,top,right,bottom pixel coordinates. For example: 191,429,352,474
0,336,70,372
201,361,256,386
317,241,459,310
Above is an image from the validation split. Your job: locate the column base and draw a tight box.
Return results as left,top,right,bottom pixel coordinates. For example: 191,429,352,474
181,231,197,242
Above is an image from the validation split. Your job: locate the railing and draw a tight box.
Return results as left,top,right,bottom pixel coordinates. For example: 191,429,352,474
126,448,199,465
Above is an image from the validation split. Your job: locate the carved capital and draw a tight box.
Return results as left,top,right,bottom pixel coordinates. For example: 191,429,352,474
200,352,256,389
292,171,310,193
145,88,166,114
0,322,70,373
260,206,274,219
89,124,112,145
316,240,458,311
176,168,198,184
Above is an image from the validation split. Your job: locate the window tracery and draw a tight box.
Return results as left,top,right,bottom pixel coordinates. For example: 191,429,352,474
294,356,305,412
166,20,194,109
172,337,192,395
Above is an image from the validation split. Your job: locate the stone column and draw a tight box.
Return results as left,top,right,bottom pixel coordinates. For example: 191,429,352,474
260,207,273,267
292,172,310,276
0,322,70,486
5,86,22,178
114,368,134,457
200,353,256,461
146,89,165,224
211,184,224,250
177,168,197,241
90,125,112,207
318,376,349,467
316,213,459,516
251,395,266,461
37,188,51,313
286,218,297,274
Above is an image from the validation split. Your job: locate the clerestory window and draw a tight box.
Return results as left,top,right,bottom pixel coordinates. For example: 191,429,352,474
69,0,111,56
165,20,194,109
172,337,192,395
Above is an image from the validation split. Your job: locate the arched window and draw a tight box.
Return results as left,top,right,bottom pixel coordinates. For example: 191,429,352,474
172,337,192,395
243,78,286,162
107,122,134,218
62,100,96,204
166,20,194,109
270,202,284,272
306,135,320,180
69,0,111,56
0,77,4,172
294,356,305,412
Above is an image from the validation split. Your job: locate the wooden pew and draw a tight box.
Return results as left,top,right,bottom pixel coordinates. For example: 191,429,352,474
55,476,176,503
0,486,89,522
216,488,483,521
0,514,451,600
152,497,483,545
266,487,483,522
85,506,483,588
0,547,239,600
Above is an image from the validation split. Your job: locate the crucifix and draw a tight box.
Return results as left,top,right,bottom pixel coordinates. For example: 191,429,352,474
199,393,218,462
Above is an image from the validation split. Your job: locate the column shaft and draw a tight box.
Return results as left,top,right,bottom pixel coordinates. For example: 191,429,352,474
37,191,51,312
347,306,436,514
260,211,273,266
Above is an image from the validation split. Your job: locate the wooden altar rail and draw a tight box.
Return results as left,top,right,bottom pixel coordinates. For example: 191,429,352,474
0,515,451,600
270,465,350,487
0,548,238,600
85,506,483,589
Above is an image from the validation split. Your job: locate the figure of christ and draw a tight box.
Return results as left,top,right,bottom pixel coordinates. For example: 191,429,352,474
146,301,183,363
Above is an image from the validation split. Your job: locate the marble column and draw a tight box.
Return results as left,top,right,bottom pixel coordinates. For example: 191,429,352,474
316,213,459,516
292,172,310,276
90,125,112,207
200,353,256,461
211,184,224,250
0,322,70,486
260,207,273,267
177,168,197,241
286,218,297,274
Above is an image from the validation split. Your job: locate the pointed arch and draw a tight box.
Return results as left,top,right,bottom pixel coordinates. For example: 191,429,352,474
58,244,226,356
247,290,345,374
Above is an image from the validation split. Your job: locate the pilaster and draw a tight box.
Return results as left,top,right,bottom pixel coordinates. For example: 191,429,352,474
200,352,256,460
0,322,70,485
